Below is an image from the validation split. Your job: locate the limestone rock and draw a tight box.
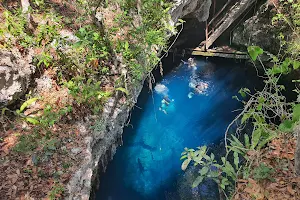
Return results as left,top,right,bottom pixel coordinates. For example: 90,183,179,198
34,74,52,94
71,147,83,155
170,0,211,23
0,48,35,107
232,3,283,54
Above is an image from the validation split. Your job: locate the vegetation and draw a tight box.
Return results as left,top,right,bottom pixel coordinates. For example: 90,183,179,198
181,0,300,199
0,0,179,199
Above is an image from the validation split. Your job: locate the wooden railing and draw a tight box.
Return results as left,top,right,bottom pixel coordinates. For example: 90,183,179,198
202,0,257,50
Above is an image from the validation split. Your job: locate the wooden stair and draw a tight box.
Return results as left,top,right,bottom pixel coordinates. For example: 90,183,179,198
201,0,257,50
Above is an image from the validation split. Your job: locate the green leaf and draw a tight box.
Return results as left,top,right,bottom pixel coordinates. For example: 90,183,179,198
224,162,236,179
247,46,264,61
20,98,39,113
293,104,300,122
220,183,226,190
192,176,204,188
258,96,265,103
26,117,40,125
231,135,244,149
257,131,277,150
244,134,250,149
228,146,245,155
293,60,300,70
234,151,239,170
181,158,191,171
221,157,226,165
279,120,294,133
79,28,85,34
1,107,9,116
115,87,129,95
200,167,209,176
232,95,239,101
241,113,251,124
239,90,246,98
178,19,185,23
251,128,262,149
210,153,215,161
124,41,129,50
209,170,219,178
257,103,263,111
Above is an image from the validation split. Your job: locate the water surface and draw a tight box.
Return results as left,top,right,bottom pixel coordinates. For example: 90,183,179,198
96,58,260,200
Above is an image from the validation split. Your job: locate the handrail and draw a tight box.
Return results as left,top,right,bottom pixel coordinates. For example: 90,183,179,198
207,0,233,27
205,0,233,42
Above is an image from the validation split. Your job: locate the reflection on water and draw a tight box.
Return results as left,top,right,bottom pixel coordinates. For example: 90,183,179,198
96,58,261,200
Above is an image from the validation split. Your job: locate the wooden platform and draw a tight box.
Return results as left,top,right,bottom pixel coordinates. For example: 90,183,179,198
191,47,249,59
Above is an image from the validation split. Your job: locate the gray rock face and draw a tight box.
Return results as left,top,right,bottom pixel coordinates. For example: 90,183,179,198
66,81,144,200
171,0,211,23
0,48,35,107
232,3,281,54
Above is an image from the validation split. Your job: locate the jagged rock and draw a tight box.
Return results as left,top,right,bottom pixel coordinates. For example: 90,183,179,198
59,29,80,43
0,48,35,107
71,148,83,155
34,74,52,94
171,0,211,23
232,3,283,54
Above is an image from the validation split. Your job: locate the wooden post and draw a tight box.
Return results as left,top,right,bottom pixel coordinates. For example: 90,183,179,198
212,0,216,33
205,20,208,51
207,0,233,27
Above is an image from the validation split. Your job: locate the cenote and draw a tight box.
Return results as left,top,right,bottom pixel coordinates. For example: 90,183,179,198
96,56,262,200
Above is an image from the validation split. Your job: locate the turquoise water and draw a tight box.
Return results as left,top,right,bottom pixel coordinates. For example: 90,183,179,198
96,58,260,200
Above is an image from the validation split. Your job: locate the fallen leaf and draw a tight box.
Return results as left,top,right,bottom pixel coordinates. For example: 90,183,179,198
287,185,295,195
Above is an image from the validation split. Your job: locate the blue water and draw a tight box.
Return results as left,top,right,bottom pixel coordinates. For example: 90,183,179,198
96,58,260,200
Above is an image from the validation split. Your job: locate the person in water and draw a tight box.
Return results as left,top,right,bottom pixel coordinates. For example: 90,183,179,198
159,96,173,114
195,82,208,94
181,57,197,70
188,81,209,98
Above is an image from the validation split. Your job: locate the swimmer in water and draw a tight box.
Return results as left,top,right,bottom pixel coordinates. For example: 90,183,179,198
159,96,174,114
188,81,209,98
188,58,196,67
162,96,171,104
195,82,209,94
159,99,168,114
181,57,197,70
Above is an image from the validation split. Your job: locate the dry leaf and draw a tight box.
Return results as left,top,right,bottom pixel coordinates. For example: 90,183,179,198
287,185,295,195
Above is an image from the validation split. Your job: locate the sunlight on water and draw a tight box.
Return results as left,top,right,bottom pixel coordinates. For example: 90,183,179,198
96,58,260,200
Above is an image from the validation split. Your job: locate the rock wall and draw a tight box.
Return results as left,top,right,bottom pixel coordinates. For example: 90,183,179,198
171,0,211,24
232,2,282,54
0,48,35,107
66,80,144,200
65,1,212,199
